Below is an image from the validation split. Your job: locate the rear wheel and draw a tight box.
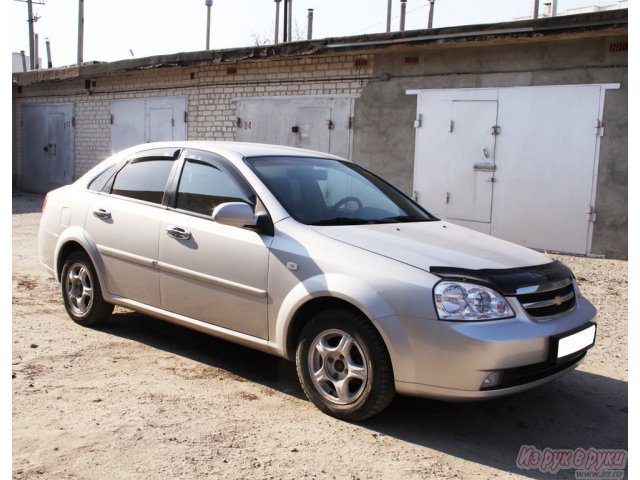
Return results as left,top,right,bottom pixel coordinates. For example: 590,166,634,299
295,308,395,421
61,252,113,326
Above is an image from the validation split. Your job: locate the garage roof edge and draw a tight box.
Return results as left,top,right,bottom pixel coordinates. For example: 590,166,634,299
12,9,627,86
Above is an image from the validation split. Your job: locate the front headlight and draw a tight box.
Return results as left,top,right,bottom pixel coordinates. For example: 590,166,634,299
434,281,514,321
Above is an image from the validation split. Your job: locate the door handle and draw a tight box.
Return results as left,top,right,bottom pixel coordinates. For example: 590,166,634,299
93,208,111,219
166,226,191,240
473,162,497,172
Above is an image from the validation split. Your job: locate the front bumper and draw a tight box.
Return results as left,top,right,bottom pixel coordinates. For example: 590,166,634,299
377,294,597,400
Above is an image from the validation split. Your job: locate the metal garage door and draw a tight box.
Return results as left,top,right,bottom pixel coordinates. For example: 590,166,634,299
236,96,354,159
21,103,75,193
411,84,618,255
111,96,187,153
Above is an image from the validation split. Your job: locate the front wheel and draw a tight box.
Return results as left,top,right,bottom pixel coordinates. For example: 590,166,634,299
61,251,114,326
295,309,395,421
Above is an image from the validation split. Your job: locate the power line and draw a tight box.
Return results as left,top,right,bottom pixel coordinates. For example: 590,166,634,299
348,2,429,36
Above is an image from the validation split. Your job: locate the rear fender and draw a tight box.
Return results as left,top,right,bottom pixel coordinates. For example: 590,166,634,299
55,227,110,299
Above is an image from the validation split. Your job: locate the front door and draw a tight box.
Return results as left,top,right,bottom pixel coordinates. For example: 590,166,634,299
158,149,272,339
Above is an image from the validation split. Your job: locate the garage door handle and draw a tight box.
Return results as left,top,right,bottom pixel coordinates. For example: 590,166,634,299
166,226,191,240
473,162,497,172
93,208,111,219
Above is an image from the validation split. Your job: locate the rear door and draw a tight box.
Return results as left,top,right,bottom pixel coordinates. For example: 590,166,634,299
158,149,272,339
84,147,180,307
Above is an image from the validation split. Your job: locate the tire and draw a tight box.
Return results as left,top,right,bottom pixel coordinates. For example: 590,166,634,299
60,251,114,326
295,308,395,421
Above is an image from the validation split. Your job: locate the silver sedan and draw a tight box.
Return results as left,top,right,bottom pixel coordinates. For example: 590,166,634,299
39,142,597,420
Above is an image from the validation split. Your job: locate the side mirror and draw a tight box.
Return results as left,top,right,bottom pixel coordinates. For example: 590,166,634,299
211,202,256,228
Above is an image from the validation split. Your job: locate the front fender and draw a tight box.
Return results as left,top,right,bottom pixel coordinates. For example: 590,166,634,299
271,272,398,358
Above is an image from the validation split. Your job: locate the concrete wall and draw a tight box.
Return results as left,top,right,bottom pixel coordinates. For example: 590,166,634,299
352,35,628,258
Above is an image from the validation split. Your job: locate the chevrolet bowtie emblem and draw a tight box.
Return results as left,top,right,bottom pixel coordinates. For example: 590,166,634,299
554,296,562,306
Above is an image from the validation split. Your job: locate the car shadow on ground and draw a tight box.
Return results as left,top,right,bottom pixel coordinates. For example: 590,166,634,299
97,310,306,400
97,310,627,480
365,371,627,479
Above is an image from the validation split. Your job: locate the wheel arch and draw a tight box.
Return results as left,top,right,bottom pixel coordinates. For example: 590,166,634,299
284,297,368,361
54,228,107,293
274,273,398,364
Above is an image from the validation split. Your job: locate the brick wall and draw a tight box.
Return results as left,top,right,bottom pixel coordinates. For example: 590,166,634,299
13,54,373,185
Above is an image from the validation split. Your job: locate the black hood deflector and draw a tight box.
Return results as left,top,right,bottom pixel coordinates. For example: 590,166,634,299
429,260,573,296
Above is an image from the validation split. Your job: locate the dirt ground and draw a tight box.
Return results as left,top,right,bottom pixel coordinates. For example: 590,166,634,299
12,192,628,479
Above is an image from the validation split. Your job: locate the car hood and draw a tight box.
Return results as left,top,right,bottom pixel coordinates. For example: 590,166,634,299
311,220,551,272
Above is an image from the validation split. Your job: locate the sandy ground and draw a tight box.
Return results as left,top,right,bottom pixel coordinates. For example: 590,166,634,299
12,192,627,479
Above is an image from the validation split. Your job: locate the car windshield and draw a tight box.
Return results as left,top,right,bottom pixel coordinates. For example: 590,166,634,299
245,156,437,225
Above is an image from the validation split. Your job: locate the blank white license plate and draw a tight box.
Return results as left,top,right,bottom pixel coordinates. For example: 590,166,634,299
557,325,596,359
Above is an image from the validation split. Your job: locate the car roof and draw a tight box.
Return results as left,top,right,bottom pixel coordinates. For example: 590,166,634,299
131,141,347,162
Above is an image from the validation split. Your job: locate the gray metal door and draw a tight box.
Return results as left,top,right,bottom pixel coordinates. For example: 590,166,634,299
295,107,331,152
148,108,174,143
236,99,291,146
413,97,497,229
446,100,497,223
412,85,608,254
490,85,602,254
21,103,75,193
111,96,187,153
235,96,354,158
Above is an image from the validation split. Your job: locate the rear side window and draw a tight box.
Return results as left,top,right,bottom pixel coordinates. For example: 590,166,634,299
88,163,119,192
110,149,179,204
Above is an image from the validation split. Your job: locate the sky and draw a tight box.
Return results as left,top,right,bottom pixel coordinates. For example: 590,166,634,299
10,0,620,68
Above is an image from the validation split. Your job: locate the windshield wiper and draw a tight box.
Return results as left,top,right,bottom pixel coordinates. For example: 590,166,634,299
310,217,373,226
381,215,433,223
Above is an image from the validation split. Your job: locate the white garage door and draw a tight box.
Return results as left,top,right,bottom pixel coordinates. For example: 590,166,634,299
236,96,354,159
111,96,187,153
410,84,617,255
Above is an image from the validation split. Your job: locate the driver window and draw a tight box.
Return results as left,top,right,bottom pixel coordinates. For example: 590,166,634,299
176,159,252,216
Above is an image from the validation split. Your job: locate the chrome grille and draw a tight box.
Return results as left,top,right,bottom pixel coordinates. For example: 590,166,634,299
515,278,576,318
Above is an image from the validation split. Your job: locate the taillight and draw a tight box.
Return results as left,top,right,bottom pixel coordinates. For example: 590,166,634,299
42,192,49,212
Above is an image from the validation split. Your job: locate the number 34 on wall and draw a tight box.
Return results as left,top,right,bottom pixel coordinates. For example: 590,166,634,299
243,121,252,130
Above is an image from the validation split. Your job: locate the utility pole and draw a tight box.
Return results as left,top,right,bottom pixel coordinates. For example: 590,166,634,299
34,33,39,69
307,8,313,40
399,0,407,31
46,37,52,68
386,0,392,32
283,0,288,41
532,0,540,19
205,0,212,50
77,0,84,64
274,0,281,44
15,0,46,70
28,0,35,69
287,0,293,43
427,0,435,28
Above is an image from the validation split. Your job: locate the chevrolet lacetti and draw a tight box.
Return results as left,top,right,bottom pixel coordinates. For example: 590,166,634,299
38,142,597,420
